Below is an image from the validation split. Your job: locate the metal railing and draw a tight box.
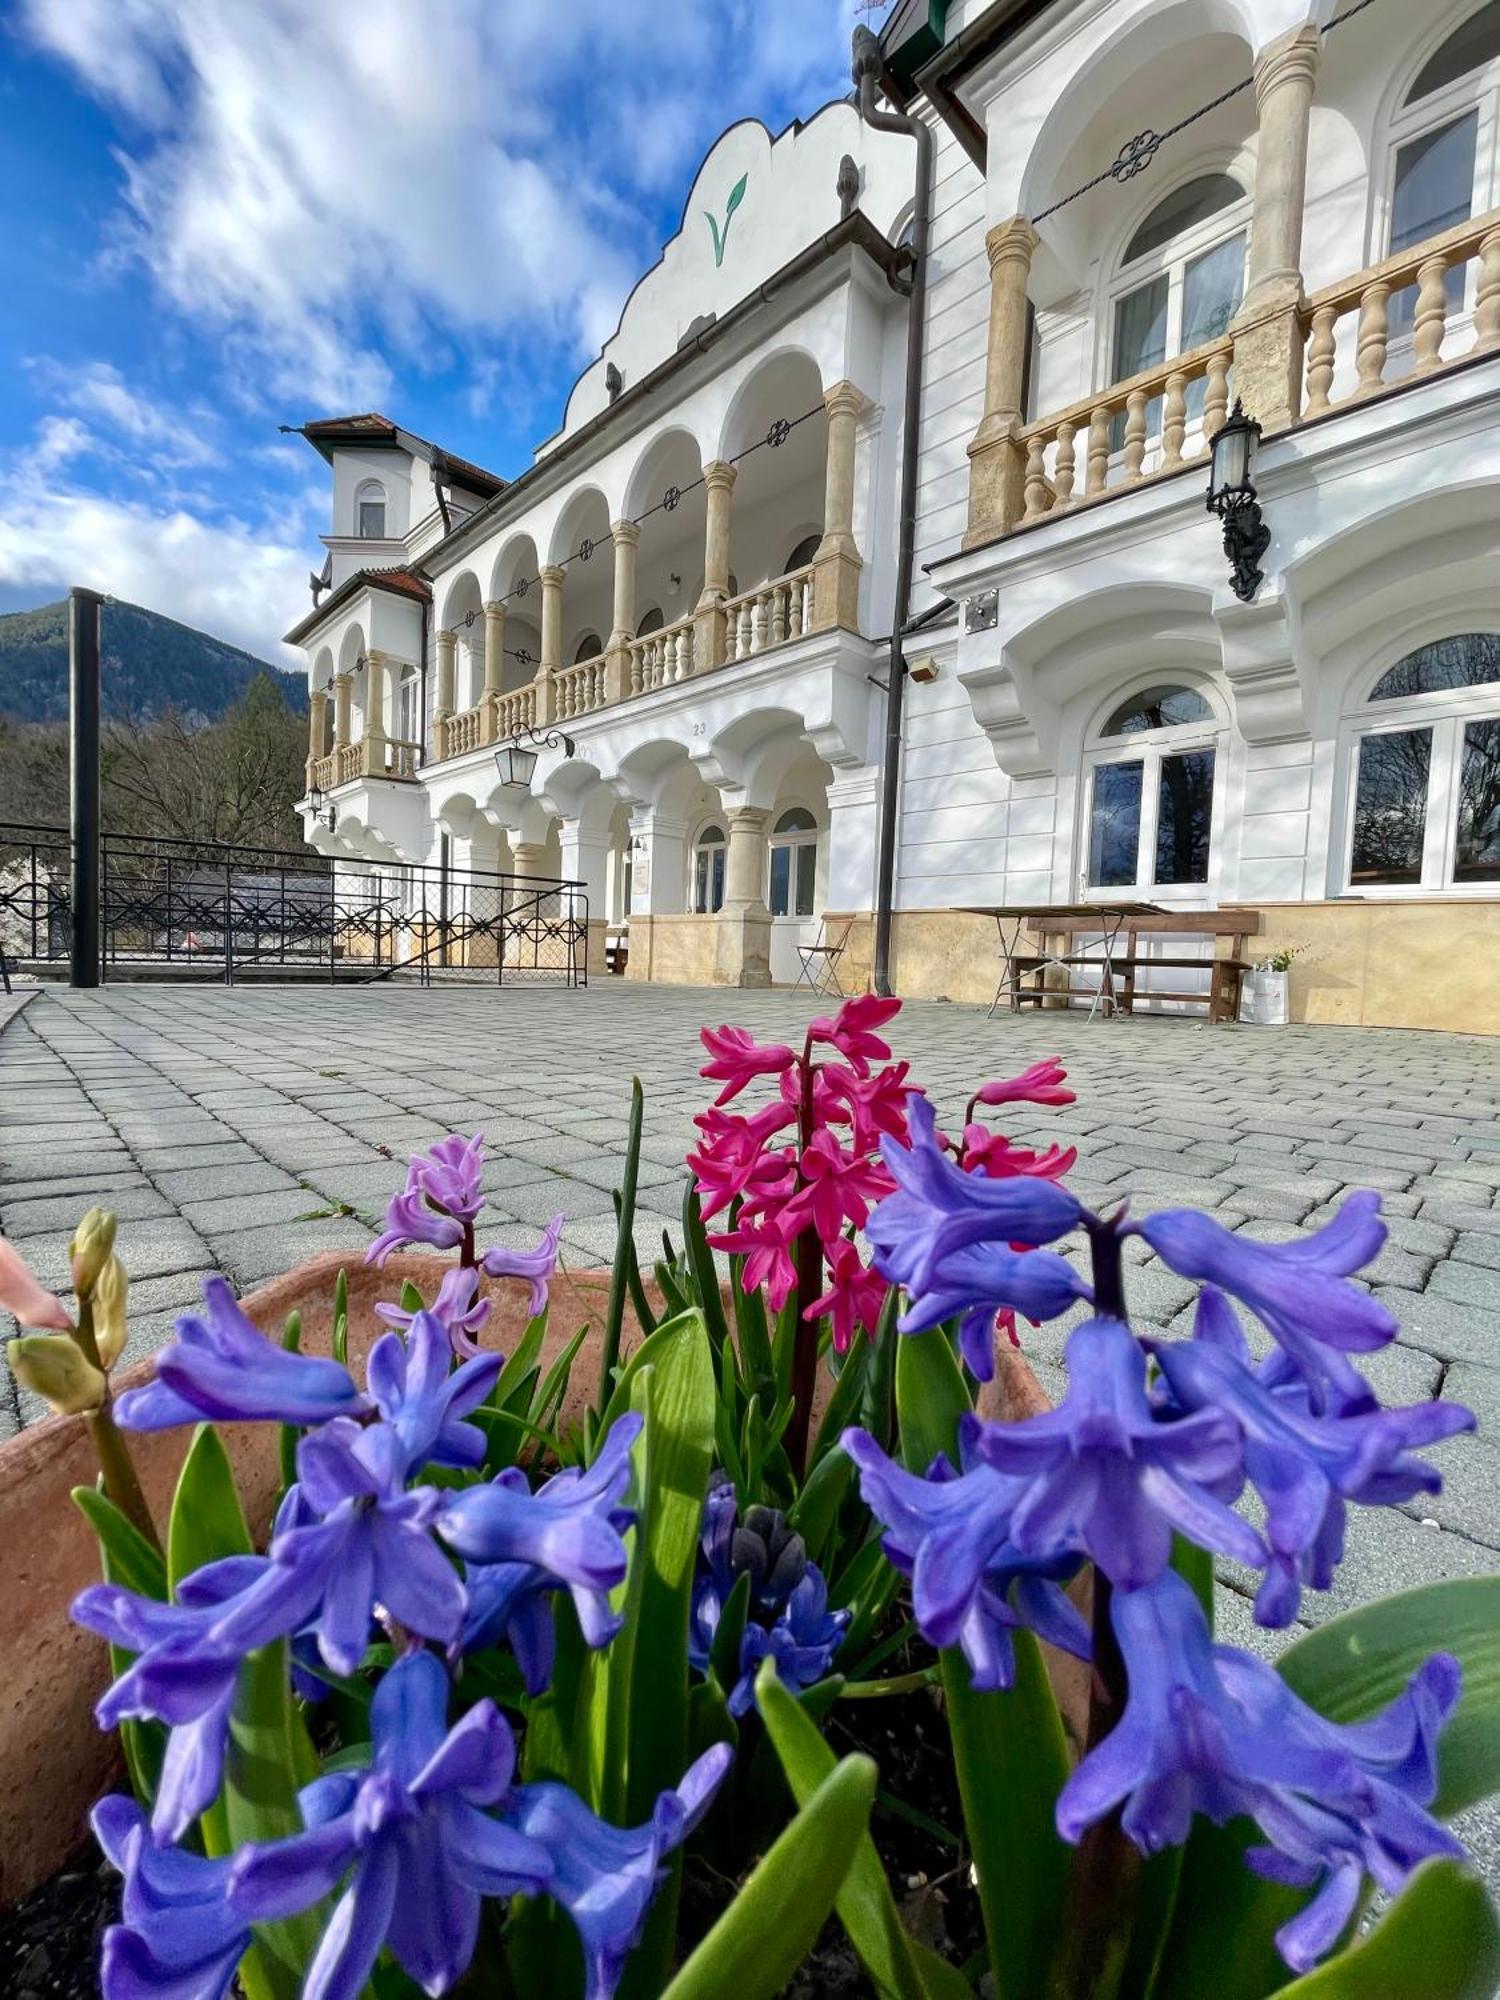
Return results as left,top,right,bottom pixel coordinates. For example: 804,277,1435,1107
0,824,589,988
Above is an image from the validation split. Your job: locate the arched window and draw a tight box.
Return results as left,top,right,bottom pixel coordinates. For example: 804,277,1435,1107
1085,682,1221,895
574,632,603,663
1109,174,1249,442
784,534,821,574
637,606,664,637
1345,633,1500,889
355,480,387,540
691,824,726,914
1388,6,1500,336
768,806,818,917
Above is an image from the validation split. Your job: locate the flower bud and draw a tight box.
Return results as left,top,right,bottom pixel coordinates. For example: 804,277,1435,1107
92,1255,129,1371
70,1209,118,1298
7,1334,106,1416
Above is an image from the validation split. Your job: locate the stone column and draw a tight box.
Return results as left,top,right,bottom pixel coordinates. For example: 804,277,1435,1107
622,809,688,982
536,565,564,724
306,688,328,787
715,803,772,988
509,839,549,882
605,519,640,703
362,653,387,774
965,215,1040,545
694,461,736,671
812,379,868,632
434,629,456,760
1230,24,1322,432
482,601,506,743
333,674,353,753
558,816,611,974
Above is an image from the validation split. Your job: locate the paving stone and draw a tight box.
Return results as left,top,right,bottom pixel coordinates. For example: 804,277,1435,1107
1444,1363,1500,1434
1427,1260,1500,1312
1414,1197,1500,1233
1379,1286,1500,1365
0,1185,176,1236
153,1160,300,1202
1453,1231,1500,1271
180,1187,333,1233
211,1216,374,1289
1214,1183,1324,1225
1401,1434,1500,1549
133,1141,264,1174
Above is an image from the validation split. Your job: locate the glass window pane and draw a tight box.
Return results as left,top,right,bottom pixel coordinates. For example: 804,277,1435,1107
1350,729,1432,885
358,500,385,538
795,842,816,916
1154,749,1215,885
1456,719,1500,882
1371,632,1500,699
1089,762,1144,888
1407,1,1500,104
1182,233,1245,347
769,844,791,917
773,806,817,835
1102,683,1213,736
1124,175,1245,263
1113,276,1169,379
1393,112,1478,249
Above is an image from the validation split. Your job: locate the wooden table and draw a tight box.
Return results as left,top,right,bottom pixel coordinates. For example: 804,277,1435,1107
959,903,1164,1020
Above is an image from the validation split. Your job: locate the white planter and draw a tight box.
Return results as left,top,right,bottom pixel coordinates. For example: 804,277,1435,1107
1240,968,1290,1026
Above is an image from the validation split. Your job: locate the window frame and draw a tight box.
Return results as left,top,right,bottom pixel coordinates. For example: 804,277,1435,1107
689,822,727,915
766,805,820,920
1379,8,1500,316
1337,630,1500,896
1080,678,1228,902
355,480,389,541
1101,170,1253,401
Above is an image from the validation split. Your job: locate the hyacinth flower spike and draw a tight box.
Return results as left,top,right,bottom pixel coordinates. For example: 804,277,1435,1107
481,1211,565,1317
92,1793,250,2000
376,1261,493,1360
367,1131,488,1265
229,1651,553,2000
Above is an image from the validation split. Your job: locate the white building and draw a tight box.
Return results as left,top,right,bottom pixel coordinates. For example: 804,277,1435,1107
288,0,1500,1032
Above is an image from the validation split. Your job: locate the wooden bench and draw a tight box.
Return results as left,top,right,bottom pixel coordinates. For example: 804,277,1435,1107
1012,910,1263,1023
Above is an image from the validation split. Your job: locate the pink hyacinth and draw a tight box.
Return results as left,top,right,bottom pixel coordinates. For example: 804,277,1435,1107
960,1126,1078,1184
700,1025,798,1106
972,1057,1076,1109
808,1238,890,1356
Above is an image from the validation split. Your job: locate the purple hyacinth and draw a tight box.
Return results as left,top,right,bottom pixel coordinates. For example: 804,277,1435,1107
92,1793,250,2000
461,1560,559,1693
368,1132,487,1265
734,1567,848,1716
503,1744,733,2000
1134,1193,1398,1412
114,1275,367,1432
364,1307,502,1474
437,1414,641,1651
687,1487,848,1715
971,1316,1267,1588
481,1211,565,1318
868,1094,1090,1379
376,1262,493,1360
1057,1570,1464,1972
1151,1289,1476,1626
229,1651,552,2000
841,1424,1090,1691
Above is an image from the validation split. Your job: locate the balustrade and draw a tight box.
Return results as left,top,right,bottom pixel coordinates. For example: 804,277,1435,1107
1017,339,1233,527
446,707,483,758
723,566,814,663
311,752,339,792
627,617,695,695
493,685,536,740
553,652,608,721
1300,208,1500,419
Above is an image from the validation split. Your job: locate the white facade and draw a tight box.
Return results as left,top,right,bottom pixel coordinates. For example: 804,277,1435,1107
289,0,1500,1028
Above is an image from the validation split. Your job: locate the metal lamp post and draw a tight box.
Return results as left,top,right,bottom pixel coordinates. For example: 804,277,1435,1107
1206,398,1271,603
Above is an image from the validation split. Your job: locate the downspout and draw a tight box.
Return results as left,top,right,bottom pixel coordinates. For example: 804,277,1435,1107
854,24,932,999
418,595,431,770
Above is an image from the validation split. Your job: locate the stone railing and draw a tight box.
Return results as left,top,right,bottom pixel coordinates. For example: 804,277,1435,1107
382,738,421,780
310,751,339,792
446,706,484,758
554,652,607,721
628,617,696,695
724,565,815,661
493,685,536,740
1016,337,1233,527
1300,208,1500,418
336,742,362,785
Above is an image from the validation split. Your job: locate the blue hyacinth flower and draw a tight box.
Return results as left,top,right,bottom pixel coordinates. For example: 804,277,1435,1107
92,1793,250,1999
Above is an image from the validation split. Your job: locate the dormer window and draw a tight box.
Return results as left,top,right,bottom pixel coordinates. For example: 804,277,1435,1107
1108,173,1249,443
356,481,388,539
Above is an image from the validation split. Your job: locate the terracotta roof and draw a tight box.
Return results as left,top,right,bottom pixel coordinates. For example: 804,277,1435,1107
303,412,400,437
282,564,431,647
297,413,505,496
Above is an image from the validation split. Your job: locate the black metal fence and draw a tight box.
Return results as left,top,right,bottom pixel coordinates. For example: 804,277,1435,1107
0,825,589,988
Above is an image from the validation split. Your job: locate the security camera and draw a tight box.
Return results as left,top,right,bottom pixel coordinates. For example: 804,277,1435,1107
907,656,940,685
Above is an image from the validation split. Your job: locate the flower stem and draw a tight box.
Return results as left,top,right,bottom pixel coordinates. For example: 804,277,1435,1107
75,1295,161,1552
784,1032,823,1478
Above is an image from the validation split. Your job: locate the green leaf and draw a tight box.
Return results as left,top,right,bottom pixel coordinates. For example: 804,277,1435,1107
710,1571,752,1698
660,1753,877,2000
808,1333,872,1470
682,1179,731,1365
599,1077,645,1417
399,1278,425,1313
895,1326,971,1477
788,1445,854,1569
941,1640,1070,2000
331,1267,348,1369
168,1424,254,1584
492,1310,548,1410
531,1320,592,1451
758,1664,971,2000
1277,1577,1500,1819
729,1248,776,1404
73,1482,167,1600
1271,1861,1500,1999
277,1311,302,1493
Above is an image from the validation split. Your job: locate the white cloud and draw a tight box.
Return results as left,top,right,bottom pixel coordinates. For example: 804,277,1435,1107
30,361,222,468
17,0,856,410
0,434,312,665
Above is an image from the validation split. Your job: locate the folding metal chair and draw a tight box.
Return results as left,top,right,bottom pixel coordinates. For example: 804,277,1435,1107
794,915,852,997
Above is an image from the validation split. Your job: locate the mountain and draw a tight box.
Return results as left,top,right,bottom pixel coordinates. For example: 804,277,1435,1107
0,598,307,725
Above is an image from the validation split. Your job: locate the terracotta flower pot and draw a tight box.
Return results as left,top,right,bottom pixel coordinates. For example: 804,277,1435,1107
0,1251,635,1907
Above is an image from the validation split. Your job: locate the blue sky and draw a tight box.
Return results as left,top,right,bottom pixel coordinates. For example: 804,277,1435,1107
0,0,869,665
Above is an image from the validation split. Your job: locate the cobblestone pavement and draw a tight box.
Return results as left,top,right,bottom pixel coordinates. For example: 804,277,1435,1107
2,982,1498,1879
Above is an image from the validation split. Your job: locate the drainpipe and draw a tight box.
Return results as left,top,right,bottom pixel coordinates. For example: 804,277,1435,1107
854,24,932,999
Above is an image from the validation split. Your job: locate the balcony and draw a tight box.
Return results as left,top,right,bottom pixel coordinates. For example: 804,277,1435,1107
309,735,421,792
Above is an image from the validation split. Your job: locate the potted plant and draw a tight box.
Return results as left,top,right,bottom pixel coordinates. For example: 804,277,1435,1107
1241,945,1300,1026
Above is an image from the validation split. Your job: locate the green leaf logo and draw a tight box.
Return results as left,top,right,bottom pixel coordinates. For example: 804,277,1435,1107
705,172,749,269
